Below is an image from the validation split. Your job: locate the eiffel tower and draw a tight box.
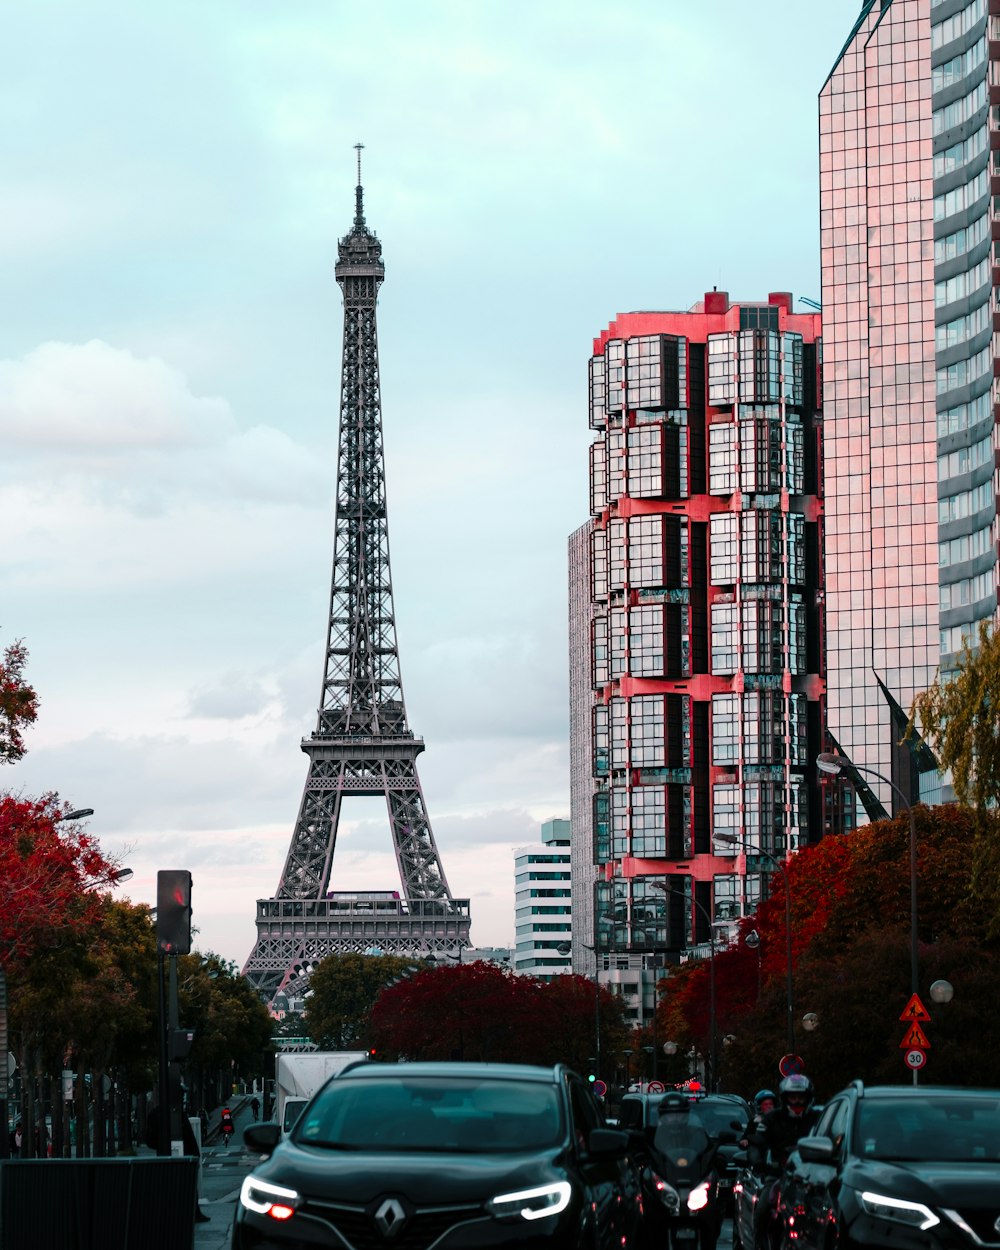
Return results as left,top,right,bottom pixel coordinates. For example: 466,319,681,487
243,149,471,1005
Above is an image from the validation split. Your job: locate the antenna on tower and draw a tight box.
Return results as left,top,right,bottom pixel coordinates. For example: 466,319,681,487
354,142,365,227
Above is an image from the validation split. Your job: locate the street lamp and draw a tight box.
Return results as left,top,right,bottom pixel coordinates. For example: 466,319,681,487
580,942,602,1082
713,831,795,1053
817,751,920,1084
650,883,718,1091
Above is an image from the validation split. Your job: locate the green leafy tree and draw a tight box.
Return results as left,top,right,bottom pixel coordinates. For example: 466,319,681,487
910,624,1000,936
177,953,273,1099
910,620,1000,812
305,953,423,1050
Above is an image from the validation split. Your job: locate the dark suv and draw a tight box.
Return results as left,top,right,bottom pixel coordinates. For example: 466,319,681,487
233,1060,642,1249
773,1081,1000,1250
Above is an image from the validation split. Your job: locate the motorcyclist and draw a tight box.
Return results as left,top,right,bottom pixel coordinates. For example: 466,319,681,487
220,1106,234,1146
753,1089,776,1122
739,1088,776,1147
751,1074,819,1172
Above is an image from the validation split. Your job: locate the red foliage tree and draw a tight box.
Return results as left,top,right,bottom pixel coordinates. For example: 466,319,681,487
370,961,542,1062
0,640,38,765
0,794,115,972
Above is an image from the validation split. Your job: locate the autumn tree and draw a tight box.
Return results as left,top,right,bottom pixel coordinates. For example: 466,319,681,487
0,638,38,765
679,804,1000,1097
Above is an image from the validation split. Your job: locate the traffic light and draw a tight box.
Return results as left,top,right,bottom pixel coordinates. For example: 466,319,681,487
587,1073,596,1084
156,870,192,954
368,1047,377,1061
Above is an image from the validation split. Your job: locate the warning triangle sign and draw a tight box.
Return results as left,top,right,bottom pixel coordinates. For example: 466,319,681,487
900,1022,930,1049
899,994,930,1022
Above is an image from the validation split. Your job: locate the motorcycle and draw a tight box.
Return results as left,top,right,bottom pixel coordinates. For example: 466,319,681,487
638,1109,734,1250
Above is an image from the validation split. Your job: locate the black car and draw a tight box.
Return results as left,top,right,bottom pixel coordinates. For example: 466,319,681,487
772,1081,1000,1250
618,1090,751,1196
232,1060,642,1249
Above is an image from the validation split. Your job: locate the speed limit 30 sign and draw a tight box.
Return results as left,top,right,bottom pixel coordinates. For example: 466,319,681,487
904,1048,926,1071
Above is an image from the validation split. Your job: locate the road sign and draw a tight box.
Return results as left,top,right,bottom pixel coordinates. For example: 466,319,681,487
779,1054,804,1077
647,1080,665,1094
899,994,930,1022
904,1049,927,1071
900,1022,930,1050
593,1079,608,1098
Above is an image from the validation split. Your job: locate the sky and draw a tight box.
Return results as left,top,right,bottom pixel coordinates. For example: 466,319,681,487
2,0,862,964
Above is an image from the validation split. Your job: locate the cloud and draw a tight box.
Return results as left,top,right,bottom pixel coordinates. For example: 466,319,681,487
187,673,275,720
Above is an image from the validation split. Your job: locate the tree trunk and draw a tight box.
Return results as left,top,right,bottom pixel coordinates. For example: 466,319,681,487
51,1072,64,1158
20,1043,34,1159
75,1057,90,1158
93,1069,106,1156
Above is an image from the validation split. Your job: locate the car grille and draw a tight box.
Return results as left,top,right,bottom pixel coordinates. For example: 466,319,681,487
948,1206,1000,1246
303,1197,487,1250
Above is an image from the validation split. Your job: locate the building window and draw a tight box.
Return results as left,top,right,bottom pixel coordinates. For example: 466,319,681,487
711,601,738,675
708,421,736,494
710,513,738,584
711,694,739,765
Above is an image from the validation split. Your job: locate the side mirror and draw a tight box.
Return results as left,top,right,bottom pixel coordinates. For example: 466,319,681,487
796,1135,835,1164
244,1122,281,1154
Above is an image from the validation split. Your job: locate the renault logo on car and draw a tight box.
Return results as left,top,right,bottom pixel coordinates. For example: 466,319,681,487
993,1216,1000,1236
374,1198,406,1238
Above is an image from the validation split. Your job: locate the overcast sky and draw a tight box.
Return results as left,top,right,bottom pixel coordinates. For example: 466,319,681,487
2,0,861,963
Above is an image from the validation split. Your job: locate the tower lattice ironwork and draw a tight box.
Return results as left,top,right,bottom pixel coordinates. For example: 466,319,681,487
243,152,470,1004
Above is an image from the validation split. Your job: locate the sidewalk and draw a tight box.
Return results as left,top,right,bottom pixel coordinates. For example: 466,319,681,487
134,1097,257,1248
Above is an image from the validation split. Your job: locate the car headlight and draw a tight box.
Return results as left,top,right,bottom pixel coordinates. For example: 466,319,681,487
687,1181,711,1213
240,1175,301,1221
488,1181,572,1221
859,1191,939,1231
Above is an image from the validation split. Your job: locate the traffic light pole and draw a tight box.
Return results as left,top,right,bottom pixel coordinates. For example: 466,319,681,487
168,954,184,1155
156,950,170,1156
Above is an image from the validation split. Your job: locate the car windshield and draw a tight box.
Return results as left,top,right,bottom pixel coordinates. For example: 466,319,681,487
296,1075,564,1153
647,1097,746,1134
856,1095,1000,1162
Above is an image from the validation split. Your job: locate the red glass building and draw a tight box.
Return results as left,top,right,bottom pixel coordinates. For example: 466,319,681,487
573,292,825,1007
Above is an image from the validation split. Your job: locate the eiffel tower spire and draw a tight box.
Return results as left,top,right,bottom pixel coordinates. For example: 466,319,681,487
243,154,470,1005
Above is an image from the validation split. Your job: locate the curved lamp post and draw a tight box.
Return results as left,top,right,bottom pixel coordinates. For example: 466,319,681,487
817,751,920,1084
713,831,795,1053
650,883,717,1090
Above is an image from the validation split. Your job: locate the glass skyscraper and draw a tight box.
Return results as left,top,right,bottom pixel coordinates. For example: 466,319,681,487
574,293,825,986
820,0,997,812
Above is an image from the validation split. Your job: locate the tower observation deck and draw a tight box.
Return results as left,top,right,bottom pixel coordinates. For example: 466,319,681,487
243,151,471,1005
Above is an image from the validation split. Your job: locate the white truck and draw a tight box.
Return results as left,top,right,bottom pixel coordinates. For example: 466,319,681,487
274,1050,368,1135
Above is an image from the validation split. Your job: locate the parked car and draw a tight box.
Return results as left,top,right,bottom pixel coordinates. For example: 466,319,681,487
763,1080,1000,1250
618,1090,751,1203
232,1060,643,1249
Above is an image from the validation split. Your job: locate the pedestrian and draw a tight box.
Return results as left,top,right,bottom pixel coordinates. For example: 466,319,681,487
250,1095,260,1121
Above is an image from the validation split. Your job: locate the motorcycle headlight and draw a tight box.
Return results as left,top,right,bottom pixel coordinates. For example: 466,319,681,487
488,1181,572,1222
859,1191,939,1231
240,1176,301,1222
687,1180,711,1213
